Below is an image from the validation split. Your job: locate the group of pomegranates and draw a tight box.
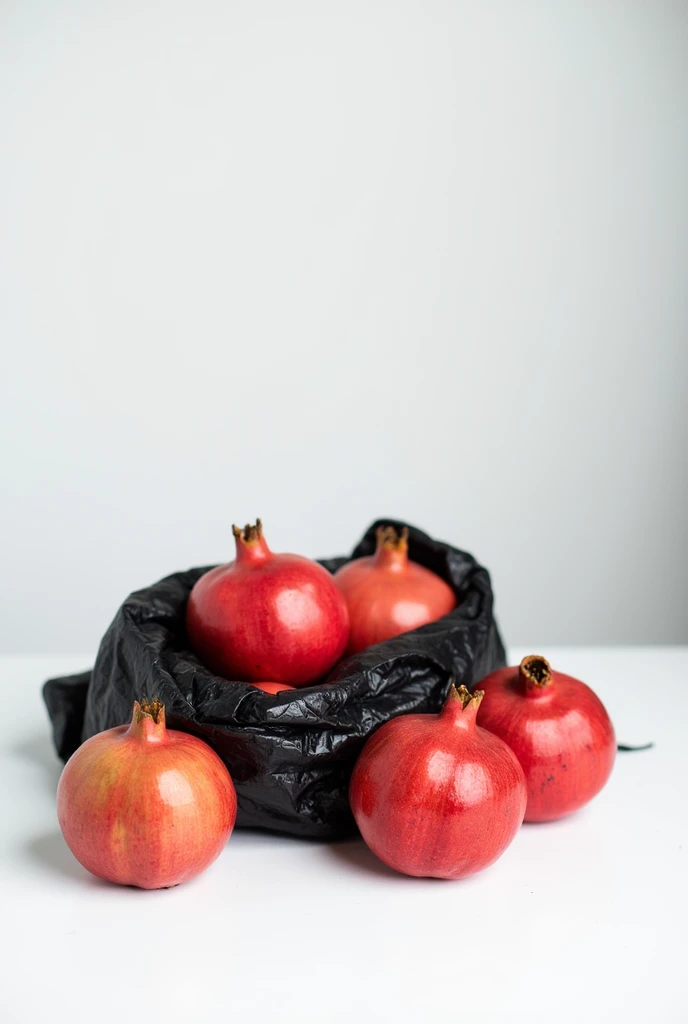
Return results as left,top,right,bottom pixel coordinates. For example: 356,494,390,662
56,520,616,889
185,519,457,689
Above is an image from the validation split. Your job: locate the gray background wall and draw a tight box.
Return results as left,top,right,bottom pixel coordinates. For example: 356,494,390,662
2,0,687,655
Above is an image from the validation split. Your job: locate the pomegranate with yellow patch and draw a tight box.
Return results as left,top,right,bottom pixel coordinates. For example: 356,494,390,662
57,700,237,888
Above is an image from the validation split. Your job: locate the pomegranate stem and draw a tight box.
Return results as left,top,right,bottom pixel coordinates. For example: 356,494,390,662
519,655,553,689
374,526,409,571
443,683,484,719
130,700,167,742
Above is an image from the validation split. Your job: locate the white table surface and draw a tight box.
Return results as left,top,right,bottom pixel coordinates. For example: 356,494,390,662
1,648,686,1024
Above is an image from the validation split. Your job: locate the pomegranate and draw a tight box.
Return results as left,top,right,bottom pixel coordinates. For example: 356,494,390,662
57,700,236,889
349,684,526,879
334,526,456,655
476,655,616,822
251,681,296,694
186,519,349,687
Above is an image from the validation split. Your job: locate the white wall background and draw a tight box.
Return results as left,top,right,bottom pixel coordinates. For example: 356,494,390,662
1,0,687,655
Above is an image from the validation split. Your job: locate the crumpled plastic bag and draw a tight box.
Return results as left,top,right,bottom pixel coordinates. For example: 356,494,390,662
43,520,506,838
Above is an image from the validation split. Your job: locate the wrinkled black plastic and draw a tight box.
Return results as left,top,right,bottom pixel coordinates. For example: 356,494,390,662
43,521,506,839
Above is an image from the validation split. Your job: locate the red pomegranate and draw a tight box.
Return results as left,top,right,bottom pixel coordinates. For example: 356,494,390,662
476,655,616,822
334,526,456,655
186,519,349,687
349,684,527,879
251,681,296,694
57,700,237,889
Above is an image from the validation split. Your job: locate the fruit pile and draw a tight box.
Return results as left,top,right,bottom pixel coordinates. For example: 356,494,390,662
56,520,616,888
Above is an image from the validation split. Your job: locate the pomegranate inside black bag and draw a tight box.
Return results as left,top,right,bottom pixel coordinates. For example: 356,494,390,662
43,520,506,839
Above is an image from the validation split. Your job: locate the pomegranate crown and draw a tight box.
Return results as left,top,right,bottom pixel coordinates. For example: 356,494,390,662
375,525,409,551
133,699,165,724
519,655,553,688
448,682,485,710
232,518,263,545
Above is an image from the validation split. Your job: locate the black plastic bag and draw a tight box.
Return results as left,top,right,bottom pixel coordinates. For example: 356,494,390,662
43,520,506,839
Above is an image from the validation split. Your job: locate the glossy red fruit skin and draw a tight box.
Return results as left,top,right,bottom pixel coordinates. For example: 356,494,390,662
476,656,616,822
57,701,237,889
334,526,456,655
349,686,527,879
186,520,349,687
251,681,296,694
